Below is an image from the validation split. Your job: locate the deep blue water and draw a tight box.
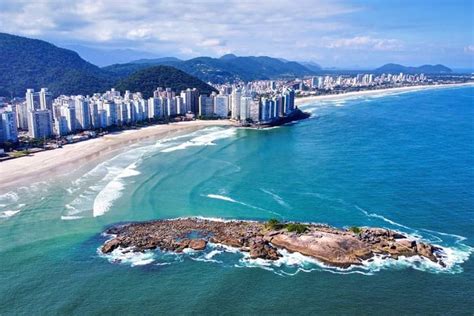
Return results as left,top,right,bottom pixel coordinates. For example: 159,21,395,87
0,86,473,314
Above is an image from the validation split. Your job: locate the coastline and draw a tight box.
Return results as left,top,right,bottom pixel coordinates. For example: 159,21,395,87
295,82,474,106
0,120,233,192
2,82,472,192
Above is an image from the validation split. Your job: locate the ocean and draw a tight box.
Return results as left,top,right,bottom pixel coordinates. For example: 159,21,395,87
1,86,473,314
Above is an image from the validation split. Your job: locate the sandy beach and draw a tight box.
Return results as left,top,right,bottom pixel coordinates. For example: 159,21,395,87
0,120,233,192
295,82,474,106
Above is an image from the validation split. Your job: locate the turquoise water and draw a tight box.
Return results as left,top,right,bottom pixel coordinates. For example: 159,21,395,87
1,86,473,314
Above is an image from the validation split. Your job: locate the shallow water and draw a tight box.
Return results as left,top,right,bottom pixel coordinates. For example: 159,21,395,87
1,86,473,314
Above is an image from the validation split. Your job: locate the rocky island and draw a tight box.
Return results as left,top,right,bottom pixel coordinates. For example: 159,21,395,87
100,218,445,268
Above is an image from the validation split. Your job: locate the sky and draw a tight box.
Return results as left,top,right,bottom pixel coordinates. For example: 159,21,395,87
0,0,473,69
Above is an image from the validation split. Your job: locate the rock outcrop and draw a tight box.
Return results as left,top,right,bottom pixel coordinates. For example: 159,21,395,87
100,218,444,268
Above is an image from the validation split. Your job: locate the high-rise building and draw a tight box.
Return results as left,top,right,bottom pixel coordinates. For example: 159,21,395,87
175,96,185,115
147,97,163,119
185,88,199,114
117,101,129,125
240,96,252,121
39,88,53,111
249,99,260,122
166,97,176,117
98,109,107,128
16,102,29,130
28,110,53,139
0,111,18,142
260,97,271,122
60,105,76,133
214,95,229,118
25,89,41,111
230,88,241,120
198,95,214,117
104,101,118,126
89,102,100,129
54,116,69,137
283,89,295,114
74,96,90,130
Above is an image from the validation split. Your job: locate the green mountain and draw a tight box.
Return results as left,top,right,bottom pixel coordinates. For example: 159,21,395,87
0,33,215,97
104,54,317,83
0,32,115,96
115,66,216,98
375,63,452,74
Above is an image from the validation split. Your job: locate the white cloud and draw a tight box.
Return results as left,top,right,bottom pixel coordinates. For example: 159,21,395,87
325,36,403,51
464,45,474,53
0,0,360,58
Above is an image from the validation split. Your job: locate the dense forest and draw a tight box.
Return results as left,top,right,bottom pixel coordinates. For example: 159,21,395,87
0,33,215,97
115,66,217,98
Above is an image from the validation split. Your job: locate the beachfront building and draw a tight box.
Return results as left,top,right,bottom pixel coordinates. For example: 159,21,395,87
239,96,251,121
198,95,214,117
28,109,53,139
74,96,90,130
230,88,241,120
0,110,18,142
16,102,29,130
214,95,229,118
147,97,164,119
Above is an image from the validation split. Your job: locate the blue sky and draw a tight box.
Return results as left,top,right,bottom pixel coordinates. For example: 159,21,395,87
0,0,472,68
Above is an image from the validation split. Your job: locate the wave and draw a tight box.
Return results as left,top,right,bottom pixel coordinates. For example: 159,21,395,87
161,128,236,153
205,193,281,217
93,162,141,217
0,191,19,204
63,127,237,219
0,209,20,218
206,194,238,203
354,205,413,231
260,188,291,209
61,215,83,221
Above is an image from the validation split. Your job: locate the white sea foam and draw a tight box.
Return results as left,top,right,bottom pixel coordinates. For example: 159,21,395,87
0,192,19,204
161,128,236,153
63,127,237,219
205,193,281,217
100,246,156,267
0,210,20,218
355,205,412,230
61,215,83,221
206,194,238,203
93,162,141,217
260,188,291,209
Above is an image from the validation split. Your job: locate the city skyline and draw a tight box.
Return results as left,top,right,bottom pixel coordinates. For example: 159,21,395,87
0,0,473,69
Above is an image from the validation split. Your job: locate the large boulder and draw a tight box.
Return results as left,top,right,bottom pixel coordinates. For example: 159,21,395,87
189,239,207,250
101,239,121,253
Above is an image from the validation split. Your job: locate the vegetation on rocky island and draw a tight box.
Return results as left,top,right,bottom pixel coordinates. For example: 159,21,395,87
265,219,308,233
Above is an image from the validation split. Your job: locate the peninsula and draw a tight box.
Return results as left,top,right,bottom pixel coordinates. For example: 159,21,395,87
100,217,445,268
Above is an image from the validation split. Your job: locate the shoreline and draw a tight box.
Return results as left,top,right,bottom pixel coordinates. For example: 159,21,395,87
0,120,233,192
295,82,474,106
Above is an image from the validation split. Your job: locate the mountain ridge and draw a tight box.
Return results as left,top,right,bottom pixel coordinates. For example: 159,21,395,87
0,33,214,97
104,54,319,83
375,63,452,74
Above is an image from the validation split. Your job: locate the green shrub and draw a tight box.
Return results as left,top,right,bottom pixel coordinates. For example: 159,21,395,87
266,219,284,230
286,223,308,234
348,226,361,234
